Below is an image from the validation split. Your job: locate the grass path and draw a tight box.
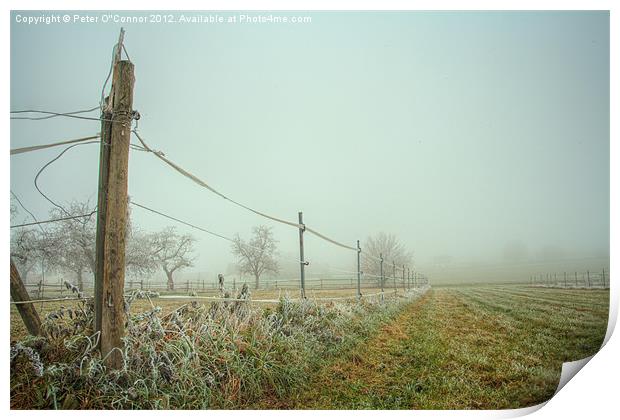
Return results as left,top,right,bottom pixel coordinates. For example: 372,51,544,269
282,287,608,409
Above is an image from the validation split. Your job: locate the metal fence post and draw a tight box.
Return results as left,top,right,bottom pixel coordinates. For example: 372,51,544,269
356,240,362,300
298,212,306,299
574,272,577,287
380,253,384,301
407,268,410,291
392,261,396,292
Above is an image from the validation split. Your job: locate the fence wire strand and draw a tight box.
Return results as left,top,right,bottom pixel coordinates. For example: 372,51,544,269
10,134,100,155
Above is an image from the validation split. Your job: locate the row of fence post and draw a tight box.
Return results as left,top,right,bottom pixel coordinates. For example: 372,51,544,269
295,212,428,300
529,269,608,288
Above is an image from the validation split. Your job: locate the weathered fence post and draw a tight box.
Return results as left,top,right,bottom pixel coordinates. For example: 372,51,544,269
298,211,306,299
356,240,362,300
10,259,43,336
602,268,606,288
94,50,135,369
587,270,590,288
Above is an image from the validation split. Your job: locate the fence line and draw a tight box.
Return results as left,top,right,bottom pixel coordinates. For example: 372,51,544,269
13,285,430,307
528,270,609,289
11,296,89,305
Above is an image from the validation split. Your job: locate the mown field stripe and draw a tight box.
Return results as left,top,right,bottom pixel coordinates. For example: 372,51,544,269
481,286,610,305
457,289,609,324
452,289,607,363
477,289,610,313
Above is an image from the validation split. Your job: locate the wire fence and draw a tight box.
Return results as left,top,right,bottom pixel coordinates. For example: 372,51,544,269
528,270,609,289
19,272,430,301
9,33,429,319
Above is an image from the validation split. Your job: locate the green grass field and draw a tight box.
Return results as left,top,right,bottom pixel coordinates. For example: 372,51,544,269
10,284,609,409
275,285,609,409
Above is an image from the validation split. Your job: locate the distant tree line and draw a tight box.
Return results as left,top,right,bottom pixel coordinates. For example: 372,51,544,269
10,199,196,291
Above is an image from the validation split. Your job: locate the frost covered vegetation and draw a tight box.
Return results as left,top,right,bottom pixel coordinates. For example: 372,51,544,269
10,287,428,409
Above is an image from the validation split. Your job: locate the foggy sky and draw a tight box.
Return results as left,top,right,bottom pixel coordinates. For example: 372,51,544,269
10,11,610,281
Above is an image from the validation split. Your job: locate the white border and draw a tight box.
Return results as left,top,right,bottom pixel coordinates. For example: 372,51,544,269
3,1,617,419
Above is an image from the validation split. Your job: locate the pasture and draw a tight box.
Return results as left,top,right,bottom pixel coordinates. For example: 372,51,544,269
285,285,609,409
10,284,609,409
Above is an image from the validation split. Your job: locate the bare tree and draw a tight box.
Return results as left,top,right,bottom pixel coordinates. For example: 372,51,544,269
46,200,158,290
361,232,413,281
231,225,279,289
10,227,53,283
125,227,159,284
48,202,96,290
150,227,195,291
10,200,55,282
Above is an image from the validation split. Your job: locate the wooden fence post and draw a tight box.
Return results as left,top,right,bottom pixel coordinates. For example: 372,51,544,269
10,259,43,336
95,56,135,370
